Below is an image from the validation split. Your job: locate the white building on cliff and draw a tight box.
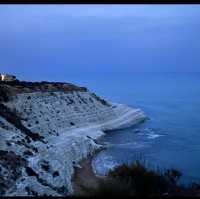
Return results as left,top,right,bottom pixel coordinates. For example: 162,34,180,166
0,74,16,81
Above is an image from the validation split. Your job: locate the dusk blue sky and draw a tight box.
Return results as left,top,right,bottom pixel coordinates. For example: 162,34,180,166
0,5,200,81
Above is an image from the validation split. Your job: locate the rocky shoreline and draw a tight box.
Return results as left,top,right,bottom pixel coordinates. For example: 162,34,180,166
72,146,200,197
0,79,146,196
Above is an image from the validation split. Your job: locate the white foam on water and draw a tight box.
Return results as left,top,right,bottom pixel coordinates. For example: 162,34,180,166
92,154,119,176
114,142,148,149
144,127,165,140
147,133,164,139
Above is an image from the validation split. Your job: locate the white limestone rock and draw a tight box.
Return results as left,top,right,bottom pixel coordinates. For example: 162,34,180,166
0,89,146,196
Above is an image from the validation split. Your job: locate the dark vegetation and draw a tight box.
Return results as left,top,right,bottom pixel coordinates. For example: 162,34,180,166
88,161,200,197
0,80,87,93
0,86,9,102
0,104,44,142
0,150,27,195
91,93,111,107
0,81,45,142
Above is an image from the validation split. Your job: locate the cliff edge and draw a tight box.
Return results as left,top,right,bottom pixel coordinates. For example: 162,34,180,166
0,79,146,196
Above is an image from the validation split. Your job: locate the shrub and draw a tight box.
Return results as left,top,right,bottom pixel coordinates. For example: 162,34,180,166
91,93,111,107
0,86,9,102
111,161,172,196
89,161,184,197
88,178,134,196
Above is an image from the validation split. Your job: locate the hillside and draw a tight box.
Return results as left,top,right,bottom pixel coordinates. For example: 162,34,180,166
0,79,146,196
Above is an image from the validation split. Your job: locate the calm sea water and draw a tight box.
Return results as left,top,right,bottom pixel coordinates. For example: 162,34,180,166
67,73,200,184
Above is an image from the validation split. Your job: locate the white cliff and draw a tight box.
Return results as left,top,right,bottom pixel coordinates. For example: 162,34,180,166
0,82,146,196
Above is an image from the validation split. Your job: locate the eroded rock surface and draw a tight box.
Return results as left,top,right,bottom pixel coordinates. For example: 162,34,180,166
0,80,146,196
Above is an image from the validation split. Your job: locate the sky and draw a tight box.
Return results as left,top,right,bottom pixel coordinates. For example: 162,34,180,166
0,4,200,81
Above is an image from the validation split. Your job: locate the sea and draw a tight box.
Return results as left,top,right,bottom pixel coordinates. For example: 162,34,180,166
66,72,200,185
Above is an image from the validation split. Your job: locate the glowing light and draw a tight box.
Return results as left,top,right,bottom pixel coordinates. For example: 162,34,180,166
2,75,5,81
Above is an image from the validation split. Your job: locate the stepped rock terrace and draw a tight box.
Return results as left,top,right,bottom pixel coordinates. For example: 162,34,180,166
0,77,146,196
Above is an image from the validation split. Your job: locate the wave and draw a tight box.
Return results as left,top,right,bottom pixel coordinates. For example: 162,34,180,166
143,127,165,140
92,154,119,176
